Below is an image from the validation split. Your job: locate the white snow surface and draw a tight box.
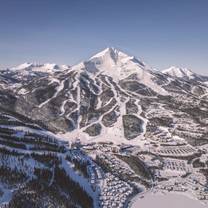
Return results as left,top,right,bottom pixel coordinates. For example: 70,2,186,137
71,47,168,95
10,62,70,74
162,66,194,79
131,192,207,208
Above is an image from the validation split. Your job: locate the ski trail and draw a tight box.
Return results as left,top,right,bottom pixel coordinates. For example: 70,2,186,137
38,79,65,108
59,99,69,116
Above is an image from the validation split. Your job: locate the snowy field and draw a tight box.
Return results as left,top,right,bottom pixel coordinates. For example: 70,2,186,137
131,192,207,208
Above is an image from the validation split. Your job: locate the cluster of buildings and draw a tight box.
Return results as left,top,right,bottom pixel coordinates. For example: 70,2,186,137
137,154,162,168
88,164,104,189
82,142,119,153
99,173,133,208
151,128,187,146
156,181,188,192
151,144,196,157
154,170,208,203
68,134,208,206
96,153,135,178
163,158,192,173
185,174,208,199
196,190,208,200
175,120,206,133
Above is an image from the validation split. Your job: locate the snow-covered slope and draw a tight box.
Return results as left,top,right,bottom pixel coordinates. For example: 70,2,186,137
88,47,148,77
72,47,168,95
10,62,70,73
1,47,208,144
0,63,70,91
1,47,208,208
162,66,194,79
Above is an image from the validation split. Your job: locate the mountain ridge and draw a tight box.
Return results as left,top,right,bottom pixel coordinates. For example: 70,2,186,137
2,47,207,78
0,47,207,142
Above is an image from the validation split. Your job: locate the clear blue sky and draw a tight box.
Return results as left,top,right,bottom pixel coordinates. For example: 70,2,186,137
0,0,208,74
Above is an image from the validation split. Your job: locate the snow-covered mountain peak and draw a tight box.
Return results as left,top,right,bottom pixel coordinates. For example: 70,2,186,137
70,47,168,95
89,47,145,66
81,47,148,77
90,47,130,62
162,66,194,79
